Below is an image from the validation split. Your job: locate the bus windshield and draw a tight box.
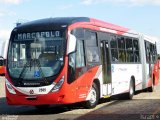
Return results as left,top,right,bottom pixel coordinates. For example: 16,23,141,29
8,30,65,80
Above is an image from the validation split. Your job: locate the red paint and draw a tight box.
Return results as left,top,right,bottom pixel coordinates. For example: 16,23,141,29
0,66,5,75
147,61,159,88
68,18,129,35
152,62,159,86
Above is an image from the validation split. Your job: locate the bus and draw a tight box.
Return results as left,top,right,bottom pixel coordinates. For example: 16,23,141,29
0,40,7,75
0,56,5,75
5,17,159,109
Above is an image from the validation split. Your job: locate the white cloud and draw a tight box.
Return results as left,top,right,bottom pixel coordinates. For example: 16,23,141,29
0,0,23,5
82,0,94,5
0,29,11,40
59,4,73,10
81,0,160,6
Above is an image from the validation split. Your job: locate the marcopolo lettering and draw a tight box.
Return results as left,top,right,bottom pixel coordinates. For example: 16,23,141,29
17,31,60,40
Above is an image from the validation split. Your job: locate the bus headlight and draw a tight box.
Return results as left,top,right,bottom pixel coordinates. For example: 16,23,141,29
50,76,64,93
5,79,16,94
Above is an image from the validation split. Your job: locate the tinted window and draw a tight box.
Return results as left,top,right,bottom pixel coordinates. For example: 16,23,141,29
110,35,140,63
85,31,97,47
110,35,118,62
118,36,125,62
76,40,85,67
118,36,125,49
145,41,157,63
72,28,84,39
85,31,100,63
133,39,140,62
125,38,134,62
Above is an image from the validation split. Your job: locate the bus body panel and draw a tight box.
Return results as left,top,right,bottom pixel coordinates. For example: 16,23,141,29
111,64,142,95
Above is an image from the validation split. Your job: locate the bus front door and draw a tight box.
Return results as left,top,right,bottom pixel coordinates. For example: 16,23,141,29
100,41,112,96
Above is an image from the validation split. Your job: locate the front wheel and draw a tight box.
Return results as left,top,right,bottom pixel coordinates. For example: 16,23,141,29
83,83,99,109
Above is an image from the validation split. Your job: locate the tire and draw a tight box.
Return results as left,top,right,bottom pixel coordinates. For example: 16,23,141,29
83,83,99,109
148,81,154,92
124,80,134,100
35,105,49,110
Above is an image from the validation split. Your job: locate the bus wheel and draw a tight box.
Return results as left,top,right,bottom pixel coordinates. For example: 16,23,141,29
35,105,49,110
84,83,99,109
148,81,154,92
124,80,134,100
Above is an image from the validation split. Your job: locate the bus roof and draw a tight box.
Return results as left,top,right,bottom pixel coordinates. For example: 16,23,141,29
14,17,90,32
143,34,159,44
13,17,132,34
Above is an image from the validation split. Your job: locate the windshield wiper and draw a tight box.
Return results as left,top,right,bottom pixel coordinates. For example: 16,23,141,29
18,59,31,81
18,59,48,84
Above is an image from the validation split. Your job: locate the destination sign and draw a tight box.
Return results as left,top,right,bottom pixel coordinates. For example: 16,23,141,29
16,31,62,40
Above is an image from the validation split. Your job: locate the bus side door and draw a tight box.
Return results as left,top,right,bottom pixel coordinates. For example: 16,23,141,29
100,41,112,96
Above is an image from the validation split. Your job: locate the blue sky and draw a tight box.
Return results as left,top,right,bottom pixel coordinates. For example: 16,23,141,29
0,0,160,41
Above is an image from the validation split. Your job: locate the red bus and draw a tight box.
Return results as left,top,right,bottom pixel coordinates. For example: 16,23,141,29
5,17,159,109
0,56,5,75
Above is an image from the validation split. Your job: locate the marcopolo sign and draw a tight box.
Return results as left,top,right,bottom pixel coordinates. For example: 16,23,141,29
17,31,61,40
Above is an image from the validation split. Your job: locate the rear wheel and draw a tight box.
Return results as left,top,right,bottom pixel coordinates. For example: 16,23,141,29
83,83,99,109
148,81,154,92
124,80,134,100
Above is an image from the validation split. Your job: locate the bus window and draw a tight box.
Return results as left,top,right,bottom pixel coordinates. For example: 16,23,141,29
72,28,84,39
133,39,140,62
20,44,26,60
12,44,19,61
119,50,126,62
68,52,76,84
111,49,118,62
76,40,85,68
110,35,118,62
125,38,134,62
152,45,157,62
145,41,150,63
86,47,99,63
150,44,157,63
85,31,97,46
85,31,100,64
118,36,125,62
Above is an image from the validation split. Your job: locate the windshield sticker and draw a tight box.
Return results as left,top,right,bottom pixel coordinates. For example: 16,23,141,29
34,71,40,77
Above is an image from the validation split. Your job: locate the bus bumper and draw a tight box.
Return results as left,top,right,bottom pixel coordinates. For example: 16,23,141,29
6,89,72,106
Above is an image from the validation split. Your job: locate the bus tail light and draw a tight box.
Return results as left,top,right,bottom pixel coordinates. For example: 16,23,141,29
50,76,64,93
5,79,16,94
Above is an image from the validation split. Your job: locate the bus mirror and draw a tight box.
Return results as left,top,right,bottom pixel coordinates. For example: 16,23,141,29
67,33,76,55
